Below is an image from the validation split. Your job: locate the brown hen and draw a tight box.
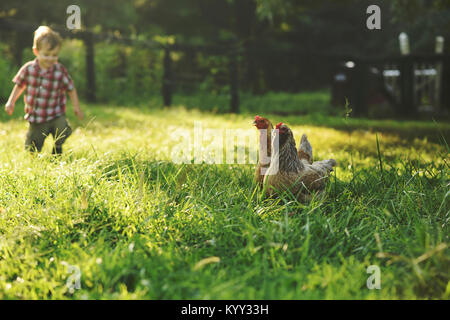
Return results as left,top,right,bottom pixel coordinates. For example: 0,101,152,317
263,123,336,202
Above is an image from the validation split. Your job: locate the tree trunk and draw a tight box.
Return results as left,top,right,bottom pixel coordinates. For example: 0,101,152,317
229,53,239,113
84,32,96,103
162,48,173,106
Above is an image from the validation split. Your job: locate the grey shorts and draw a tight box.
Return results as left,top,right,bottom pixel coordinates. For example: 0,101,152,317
25,115,72,152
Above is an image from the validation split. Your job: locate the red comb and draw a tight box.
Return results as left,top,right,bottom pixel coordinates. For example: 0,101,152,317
276,122,283,129
254,115,262,120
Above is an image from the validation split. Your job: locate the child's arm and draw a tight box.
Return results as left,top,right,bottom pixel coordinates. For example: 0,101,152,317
67,87,84,120
5,84,25,115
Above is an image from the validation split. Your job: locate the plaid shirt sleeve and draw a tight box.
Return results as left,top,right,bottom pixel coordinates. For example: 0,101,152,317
60,65,74,91
12,63,29,88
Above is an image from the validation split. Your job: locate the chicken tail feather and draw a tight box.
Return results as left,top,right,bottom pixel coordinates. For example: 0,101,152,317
298,134,313,164
312,159,337,174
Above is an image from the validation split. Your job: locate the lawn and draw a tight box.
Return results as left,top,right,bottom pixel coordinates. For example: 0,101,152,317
0,98,448,299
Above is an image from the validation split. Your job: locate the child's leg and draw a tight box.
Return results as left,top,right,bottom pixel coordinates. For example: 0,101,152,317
50,116,72,154
25,122,51,153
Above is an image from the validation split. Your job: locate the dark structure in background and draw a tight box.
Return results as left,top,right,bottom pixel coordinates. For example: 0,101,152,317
332,54,450,117
326,1,450,117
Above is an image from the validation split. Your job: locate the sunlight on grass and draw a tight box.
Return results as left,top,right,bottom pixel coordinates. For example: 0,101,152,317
0,103,448,299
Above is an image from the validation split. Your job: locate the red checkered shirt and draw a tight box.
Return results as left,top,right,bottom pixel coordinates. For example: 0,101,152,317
13,58,74,123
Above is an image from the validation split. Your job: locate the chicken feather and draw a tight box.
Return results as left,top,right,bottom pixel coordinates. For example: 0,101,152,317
263,123,336,202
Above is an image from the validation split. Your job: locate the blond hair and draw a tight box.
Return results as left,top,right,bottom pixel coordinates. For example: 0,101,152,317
33,26,62,51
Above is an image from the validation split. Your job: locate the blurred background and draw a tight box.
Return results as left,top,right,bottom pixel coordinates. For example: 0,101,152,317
1,0,449,118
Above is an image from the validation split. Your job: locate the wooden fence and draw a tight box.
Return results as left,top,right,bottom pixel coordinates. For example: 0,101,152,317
2,18,449,116
0,18,241,111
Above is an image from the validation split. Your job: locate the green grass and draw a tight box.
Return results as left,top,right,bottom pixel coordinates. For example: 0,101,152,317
172,90,334,116
0,98,448,299
159,90,450,142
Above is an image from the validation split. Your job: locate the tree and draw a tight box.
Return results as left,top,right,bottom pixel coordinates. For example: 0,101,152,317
390,0,450,52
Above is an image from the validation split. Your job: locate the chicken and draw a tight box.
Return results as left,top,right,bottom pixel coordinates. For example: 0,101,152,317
263,123,336,202
253,115,273,186
298,134,313,164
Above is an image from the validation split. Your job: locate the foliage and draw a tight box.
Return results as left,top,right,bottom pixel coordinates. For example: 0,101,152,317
0,40,165,105
390,0,450,53
3,0,449,98
0,44,16,103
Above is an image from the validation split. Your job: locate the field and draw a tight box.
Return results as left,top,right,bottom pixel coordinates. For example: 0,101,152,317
0,95,448,299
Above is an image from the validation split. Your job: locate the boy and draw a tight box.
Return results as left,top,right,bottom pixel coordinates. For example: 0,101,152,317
4,26,83,155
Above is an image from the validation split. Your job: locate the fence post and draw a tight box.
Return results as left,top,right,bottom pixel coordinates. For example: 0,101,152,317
399,55,414,116
13,31,28,67
441,55,450,113
84,32,96,103
162,47,173,107
229,52,239,113
352,59,368,116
